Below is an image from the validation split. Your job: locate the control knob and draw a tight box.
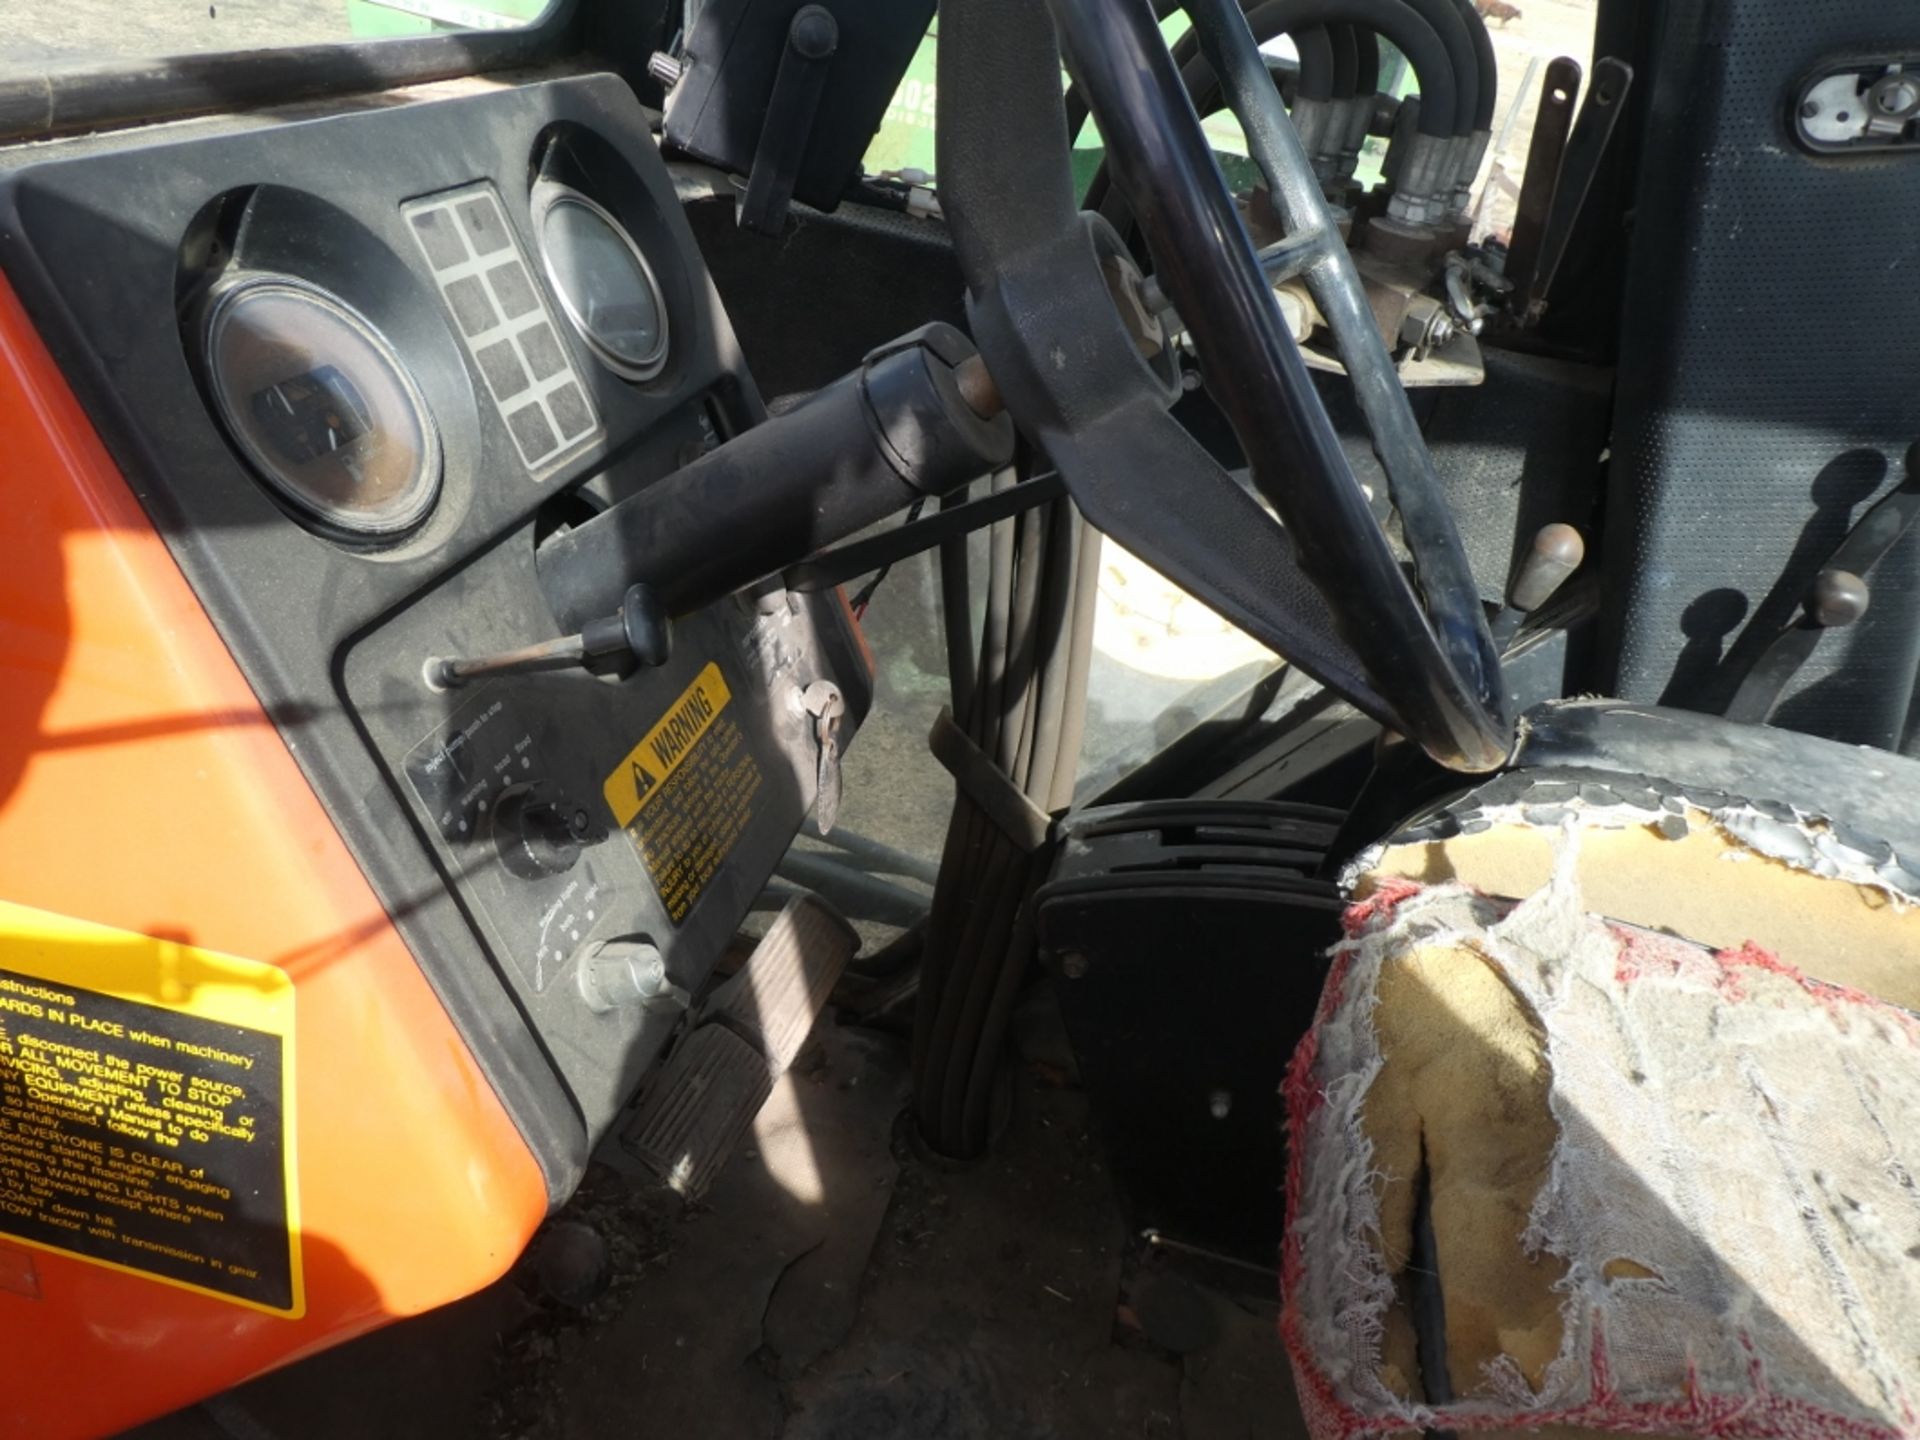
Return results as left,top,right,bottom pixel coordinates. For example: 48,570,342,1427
492,781,596,880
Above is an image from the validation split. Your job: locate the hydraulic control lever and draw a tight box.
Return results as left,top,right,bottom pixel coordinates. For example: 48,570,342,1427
539,322,1013,634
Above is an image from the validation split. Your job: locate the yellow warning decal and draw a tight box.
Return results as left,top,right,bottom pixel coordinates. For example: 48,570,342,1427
0,901,302,1317
603,662,764,924
604,662,734,827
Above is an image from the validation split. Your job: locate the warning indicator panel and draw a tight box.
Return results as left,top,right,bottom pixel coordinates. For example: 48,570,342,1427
0,903,299,1315
604,661,764,924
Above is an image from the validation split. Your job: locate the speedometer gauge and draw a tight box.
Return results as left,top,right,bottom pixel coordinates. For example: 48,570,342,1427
535,188,670,382
204,275,441,538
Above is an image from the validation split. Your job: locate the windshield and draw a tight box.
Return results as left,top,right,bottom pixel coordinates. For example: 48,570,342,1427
0,0,552,74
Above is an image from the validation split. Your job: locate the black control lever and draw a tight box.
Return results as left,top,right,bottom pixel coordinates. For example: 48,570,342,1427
423,582,672,689
1726,442,1920,724
739,5,839,234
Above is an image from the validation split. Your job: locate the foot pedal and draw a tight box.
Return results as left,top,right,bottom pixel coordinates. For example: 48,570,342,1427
621,894,857,1198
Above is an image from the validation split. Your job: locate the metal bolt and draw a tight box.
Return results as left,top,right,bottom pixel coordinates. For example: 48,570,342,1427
1101,255,1167,360
1273,284,1314,343
1060,952,1089,980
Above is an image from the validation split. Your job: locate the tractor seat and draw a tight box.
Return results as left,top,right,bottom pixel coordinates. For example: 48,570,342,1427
1282,700,1920,1440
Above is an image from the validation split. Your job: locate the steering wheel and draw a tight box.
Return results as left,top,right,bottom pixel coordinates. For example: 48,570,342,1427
936,0,1511,772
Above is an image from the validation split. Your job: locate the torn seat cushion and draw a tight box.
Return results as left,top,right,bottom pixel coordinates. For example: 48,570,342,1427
1283,830,1920,1440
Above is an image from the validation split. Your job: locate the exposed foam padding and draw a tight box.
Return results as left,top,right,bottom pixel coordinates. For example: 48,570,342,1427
1284,829,1920,1440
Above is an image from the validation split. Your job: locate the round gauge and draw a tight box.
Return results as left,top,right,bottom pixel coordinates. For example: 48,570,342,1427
203,275,441,538
536,189,670,382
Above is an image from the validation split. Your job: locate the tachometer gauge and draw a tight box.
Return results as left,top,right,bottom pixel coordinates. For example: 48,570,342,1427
535,188,670,382
204,275,441,538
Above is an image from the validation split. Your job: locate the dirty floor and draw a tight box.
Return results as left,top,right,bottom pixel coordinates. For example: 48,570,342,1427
128,1006,1305,1440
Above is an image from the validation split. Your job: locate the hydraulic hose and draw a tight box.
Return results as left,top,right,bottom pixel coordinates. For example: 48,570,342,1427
1386,0,1479,134
1334,26,1382,180
1068,0,1336,143
1087,0,1434,219
1189,0,1459,137
1450,0,1497,129
1438,0,1497,210
1351,27,1379,94
1085,0,1342,217
1171,7,1338,103
913,478,1098,1158
1325,22,1359,98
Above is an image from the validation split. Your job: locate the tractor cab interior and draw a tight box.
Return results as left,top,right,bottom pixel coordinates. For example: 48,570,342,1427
0,0,1917,1436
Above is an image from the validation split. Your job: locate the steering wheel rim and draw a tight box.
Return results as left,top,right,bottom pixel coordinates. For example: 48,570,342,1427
937,0,1512,773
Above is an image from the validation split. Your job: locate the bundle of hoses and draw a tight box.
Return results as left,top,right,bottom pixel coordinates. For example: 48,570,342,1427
910,470,1102,1158
1073,0,1497,230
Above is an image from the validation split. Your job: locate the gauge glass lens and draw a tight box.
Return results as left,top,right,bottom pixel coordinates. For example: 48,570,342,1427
206,278,440,536
538,193,669,379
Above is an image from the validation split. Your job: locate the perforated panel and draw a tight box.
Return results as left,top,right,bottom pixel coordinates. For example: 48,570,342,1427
1605,0,1920,750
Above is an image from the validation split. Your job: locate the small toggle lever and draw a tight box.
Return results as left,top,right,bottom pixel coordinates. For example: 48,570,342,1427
800,680,846,835
422,582,672,690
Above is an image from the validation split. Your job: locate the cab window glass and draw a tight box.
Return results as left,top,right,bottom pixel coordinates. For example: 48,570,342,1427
0,0,553,73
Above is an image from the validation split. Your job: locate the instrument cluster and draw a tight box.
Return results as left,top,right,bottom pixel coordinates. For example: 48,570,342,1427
185,124,682,546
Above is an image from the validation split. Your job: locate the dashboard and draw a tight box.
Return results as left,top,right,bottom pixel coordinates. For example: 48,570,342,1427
0,74,872,1199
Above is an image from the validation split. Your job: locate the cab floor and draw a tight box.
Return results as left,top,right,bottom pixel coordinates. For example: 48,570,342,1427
126,1004,1304,1440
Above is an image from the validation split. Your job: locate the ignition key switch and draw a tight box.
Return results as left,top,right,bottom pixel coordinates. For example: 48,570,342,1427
491,781,599,880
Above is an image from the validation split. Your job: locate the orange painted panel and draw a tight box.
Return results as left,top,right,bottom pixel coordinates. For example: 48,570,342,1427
0,274,548,1436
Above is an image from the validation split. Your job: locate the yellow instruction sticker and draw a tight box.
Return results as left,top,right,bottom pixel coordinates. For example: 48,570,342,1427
0,901,302,1316
603,662,764,924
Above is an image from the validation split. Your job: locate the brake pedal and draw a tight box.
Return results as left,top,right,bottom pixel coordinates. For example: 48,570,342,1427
621,894,857,1198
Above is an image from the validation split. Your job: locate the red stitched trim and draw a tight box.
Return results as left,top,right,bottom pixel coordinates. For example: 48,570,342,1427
1342,876,1425,938
1712,942,1920,1043
1609,921,1703,987
1281,944,1356,1419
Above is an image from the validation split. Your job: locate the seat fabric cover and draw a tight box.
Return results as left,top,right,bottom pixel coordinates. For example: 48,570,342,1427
1284,822,1920,1440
